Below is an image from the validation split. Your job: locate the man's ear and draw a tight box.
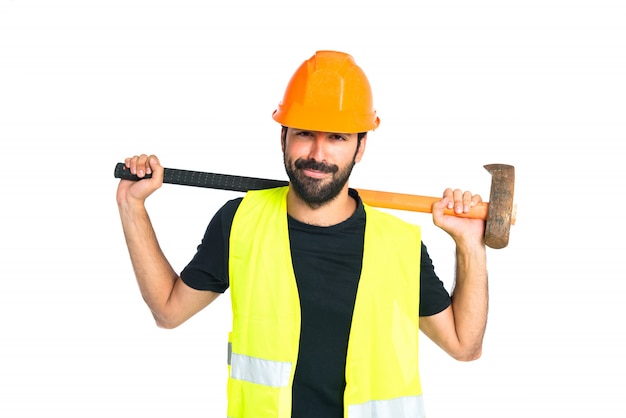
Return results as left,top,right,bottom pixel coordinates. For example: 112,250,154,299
355,134,367,163
280,126,288,153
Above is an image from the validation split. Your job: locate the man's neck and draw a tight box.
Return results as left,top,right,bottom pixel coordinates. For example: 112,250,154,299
286,186,356,227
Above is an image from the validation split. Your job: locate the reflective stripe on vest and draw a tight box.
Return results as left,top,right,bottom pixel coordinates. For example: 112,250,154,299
348,395,426,418
230,352,292,388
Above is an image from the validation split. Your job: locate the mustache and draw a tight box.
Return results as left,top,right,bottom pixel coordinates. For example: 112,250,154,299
294,158,339,174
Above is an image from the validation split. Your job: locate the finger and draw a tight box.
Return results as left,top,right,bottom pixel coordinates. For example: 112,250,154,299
442,188,454,210
135,154,149,178
471,194,483,206
452,188,464,214
147,155,162,179
127,155,140,175
462,190,472,213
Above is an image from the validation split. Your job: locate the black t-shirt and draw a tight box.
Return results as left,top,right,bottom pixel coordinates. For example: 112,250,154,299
181,189,451,417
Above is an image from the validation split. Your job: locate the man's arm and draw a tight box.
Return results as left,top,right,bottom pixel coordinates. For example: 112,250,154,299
419,188,488,361
117,154,219,329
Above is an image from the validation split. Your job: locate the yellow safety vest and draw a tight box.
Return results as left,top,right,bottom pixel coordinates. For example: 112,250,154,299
227,187,425,418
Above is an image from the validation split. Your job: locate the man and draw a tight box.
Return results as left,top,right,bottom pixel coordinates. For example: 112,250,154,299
117,51,488,418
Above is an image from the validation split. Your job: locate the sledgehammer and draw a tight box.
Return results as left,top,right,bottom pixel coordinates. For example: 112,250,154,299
114,163,516,249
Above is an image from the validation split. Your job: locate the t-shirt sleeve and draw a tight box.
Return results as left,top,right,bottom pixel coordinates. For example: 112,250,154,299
419,242,451,317
179,198,242,293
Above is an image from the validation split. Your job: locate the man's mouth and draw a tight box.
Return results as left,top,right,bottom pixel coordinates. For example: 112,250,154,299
301,168,329,179
294,158,339,177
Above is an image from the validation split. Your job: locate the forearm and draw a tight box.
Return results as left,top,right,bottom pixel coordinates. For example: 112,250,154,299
450,240,488,360
118,201,178,323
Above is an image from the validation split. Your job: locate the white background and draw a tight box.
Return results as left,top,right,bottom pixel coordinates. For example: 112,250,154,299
1,1,624,416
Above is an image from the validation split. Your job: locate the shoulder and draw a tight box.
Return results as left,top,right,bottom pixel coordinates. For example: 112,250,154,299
363,205,420,236
202,197,243,237
221,197,243,215
215,197,243,225
236,187,289,215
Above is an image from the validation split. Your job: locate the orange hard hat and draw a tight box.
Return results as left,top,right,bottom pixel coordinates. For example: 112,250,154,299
272,51,380,133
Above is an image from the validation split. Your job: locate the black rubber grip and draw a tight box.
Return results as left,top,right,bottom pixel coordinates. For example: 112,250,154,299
114,163,288,192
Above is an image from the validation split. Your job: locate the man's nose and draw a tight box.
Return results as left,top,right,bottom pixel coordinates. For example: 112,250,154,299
307,133,327,160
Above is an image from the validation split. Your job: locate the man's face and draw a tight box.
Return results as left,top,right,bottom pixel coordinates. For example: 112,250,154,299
282,127,365,208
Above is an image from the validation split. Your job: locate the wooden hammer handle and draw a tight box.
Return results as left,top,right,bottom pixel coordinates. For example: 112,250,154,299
356,188,490,220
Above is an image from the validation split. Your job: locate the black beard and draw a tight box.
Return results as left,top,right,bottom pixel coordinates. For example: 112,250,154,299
284,156,355,209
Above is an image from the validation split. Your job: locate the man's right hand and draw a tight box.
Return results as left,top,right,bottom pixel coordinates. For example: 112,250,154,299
116,154,164,206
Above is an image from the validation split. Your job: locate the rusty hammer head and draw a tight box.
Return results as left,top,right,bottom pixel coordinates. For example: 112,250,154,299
483,164,516,249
